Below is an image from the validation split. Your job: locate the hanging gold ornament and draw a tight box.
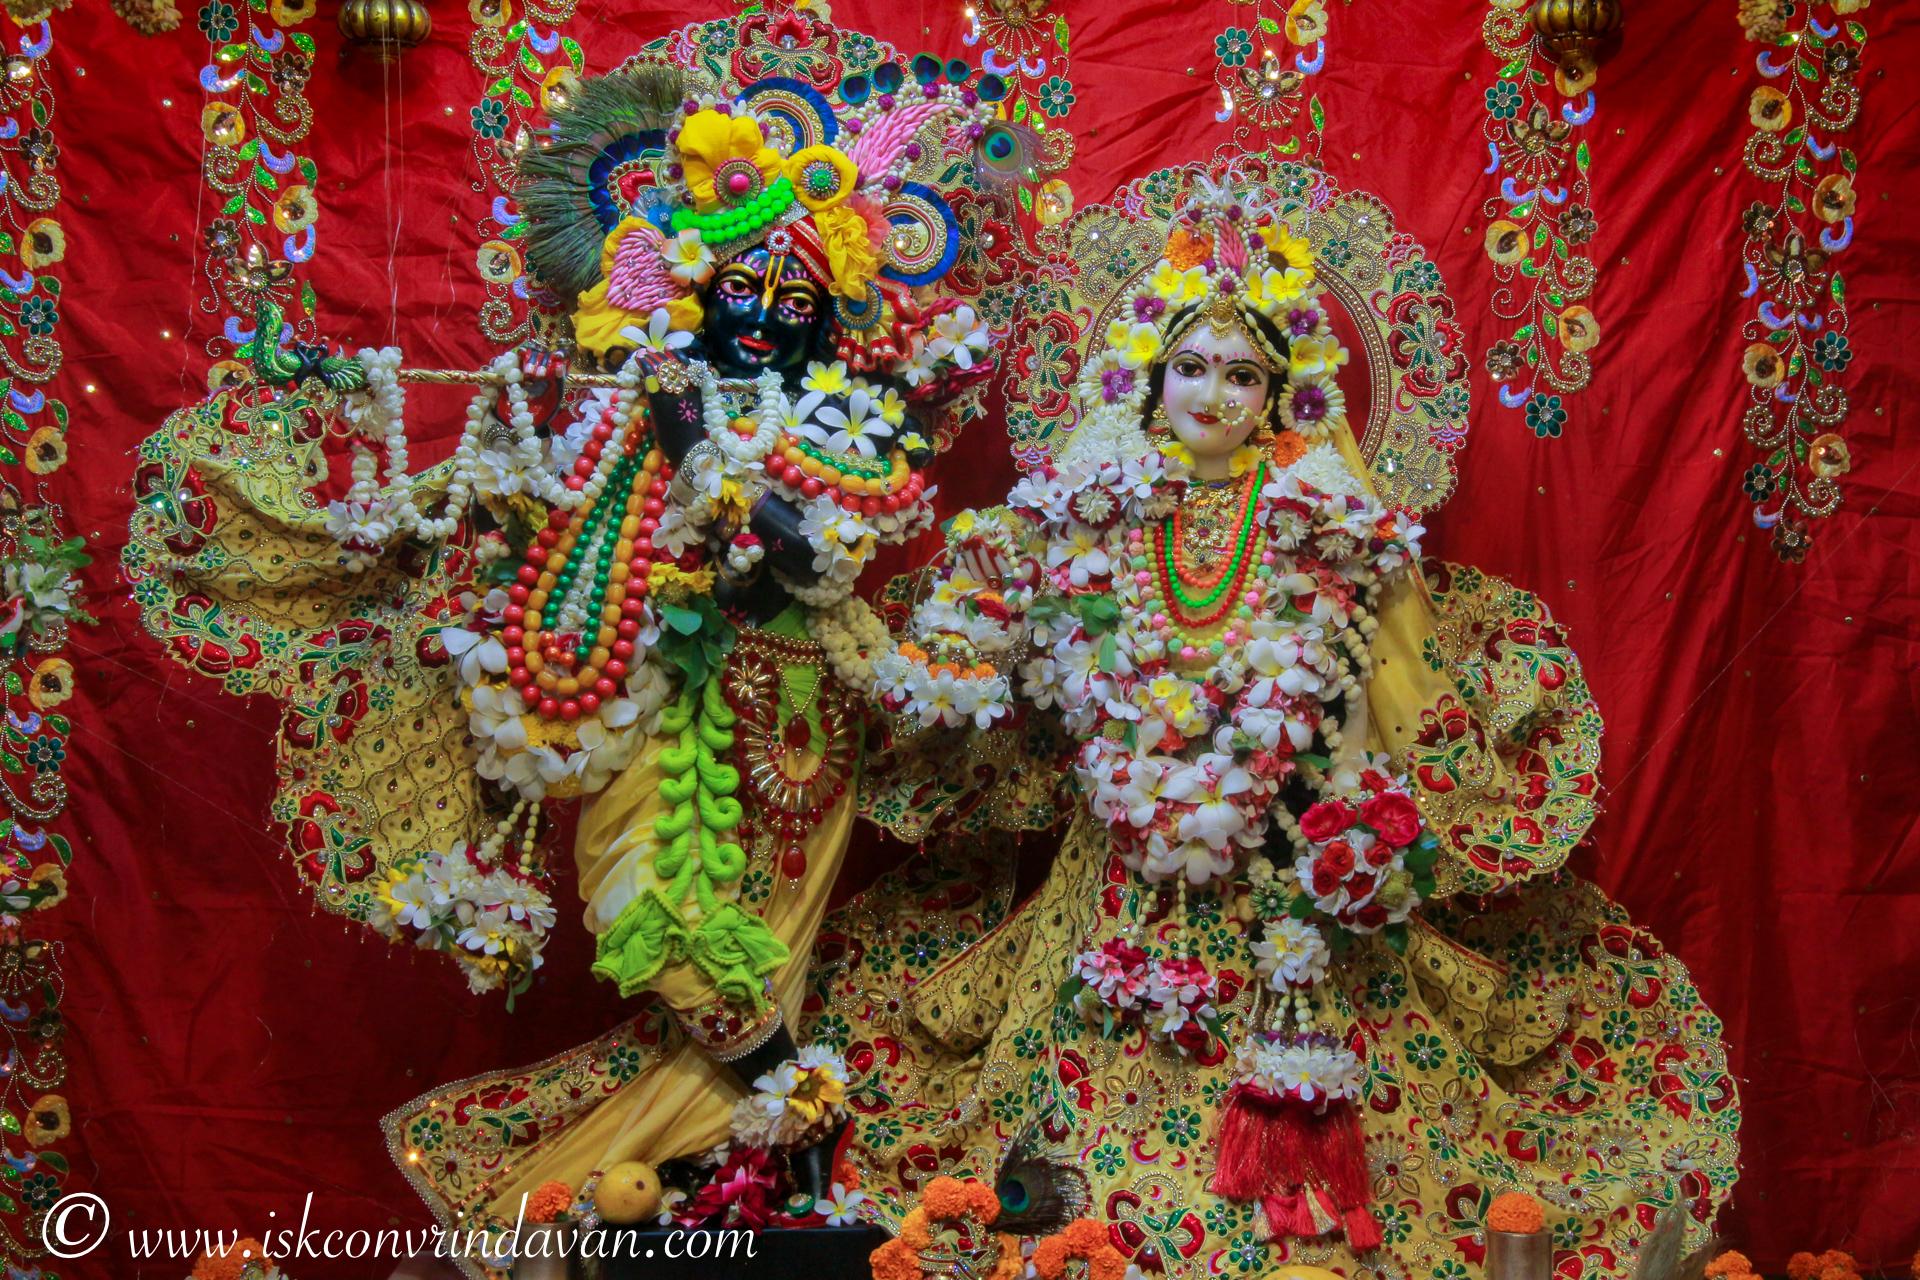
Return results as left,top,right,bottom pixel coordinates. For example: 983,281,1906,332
337,0,432,58
1528,0,1621,78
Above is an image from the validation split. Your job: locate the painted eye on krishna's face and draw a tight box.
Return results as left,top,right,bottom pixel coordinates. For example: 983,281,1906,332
701,249,829,378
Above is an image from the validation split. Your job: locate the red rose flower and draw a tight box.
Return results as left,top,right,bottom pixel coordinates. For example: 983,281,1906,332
1300,800,1356,843
974,592,1012,622
1173,1020,1212,1056
1362,837,1395,869
1353,902,1389,930
1311,860,1344,898
1360,791,1423,847
1319,839,1356,880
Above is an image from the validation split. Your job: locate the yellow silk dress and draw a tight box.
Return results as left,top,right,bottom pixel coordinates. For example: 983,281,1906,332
385,608,867,1250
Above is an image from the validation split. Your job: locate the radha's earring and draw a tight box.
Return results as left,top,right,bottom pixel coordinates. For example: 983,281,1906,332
1149,401,1170,435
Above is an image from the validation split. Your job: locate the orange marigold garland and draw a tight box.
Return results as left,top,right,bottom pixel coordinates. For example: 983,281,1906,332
871,1176,1019,1280
1031,1217,1128,1280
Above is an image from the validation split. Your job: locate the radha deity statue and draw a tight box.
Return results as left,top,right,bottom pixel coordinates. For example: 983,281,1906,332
121,12,1040,1262
810,168,1742,1279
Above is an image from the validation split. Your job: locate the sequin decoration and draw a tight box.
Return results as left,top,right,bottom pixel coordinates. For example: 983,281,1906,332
1207,0,1338,161
961,0,1076,224
0,479,86,1270
1478,0,1601,438
0,17,83,1266
465,0,585,346
1733,3,1867,562
195,0,323,370
0,20,66,474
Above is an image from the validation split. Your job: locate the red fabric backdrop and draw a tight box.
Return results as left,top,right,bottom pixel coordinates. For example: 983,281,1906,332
47,1,1920,1274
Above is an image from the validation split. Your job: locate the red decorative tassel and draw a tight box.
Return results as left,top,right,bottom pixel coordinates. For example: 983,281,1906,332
1209,1084,1383,1250
1211,1084,1303,1200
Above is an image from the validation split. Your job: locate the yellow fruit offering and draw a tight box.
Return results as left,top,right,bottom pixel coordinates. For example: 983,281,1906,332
594,1161,662,1224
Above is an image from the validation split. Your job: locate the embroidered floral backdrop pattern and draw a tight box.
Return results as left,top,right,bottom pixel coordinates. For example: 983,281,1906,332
43,0,1918,1274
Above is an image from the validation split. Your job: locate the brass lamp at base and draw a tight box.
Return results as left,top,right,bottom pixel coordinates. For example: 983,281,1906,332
1487,1229,1553,1280
507,1223,576,1280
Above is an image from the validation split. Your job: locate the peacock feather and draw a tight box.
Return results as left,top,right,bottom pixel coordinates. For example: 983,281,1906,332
992,1126,1092,1236
516,64,688,300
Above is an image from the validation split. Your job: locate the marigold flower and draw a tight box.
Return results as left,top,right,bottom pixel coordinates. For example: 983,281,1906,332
1164,227,1213,270
1486,1190,1545,1234
191,1237,272,1280
1707,1251,1756,1279
526,1179,573,1223
868,1237,921,1280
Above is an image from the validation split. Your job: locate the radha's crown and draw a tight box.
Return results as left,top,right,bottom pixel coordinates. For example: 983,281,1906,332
1060,182,1353,468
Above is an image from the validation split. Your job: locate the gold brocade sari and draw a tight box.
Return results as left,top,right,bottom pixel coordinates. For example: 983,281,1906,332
818,552,1741,1280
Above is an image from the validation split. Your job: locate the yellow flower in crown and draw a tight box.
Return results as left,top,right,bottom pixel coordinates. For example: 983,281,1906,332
1148,260,1208,306
1243,265,1309,315
812,204,882,297
785,144,858,212
1106,319,1164,369
1289,332,1350,381
677,109,785,211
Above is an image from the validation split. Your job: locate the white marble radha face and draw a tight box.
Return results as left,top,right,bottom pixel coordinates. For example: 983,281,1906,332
1158,323,1274,474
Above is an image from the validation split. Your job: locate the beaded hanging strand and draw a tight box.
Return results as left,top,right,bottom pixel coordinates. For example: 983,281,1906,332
1154,462,1267,629
504,388,673,722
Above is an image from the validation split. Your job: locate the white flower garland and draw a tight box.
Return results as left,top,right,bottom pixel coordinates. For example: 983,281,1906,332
366,837,557,995
329,347,592,570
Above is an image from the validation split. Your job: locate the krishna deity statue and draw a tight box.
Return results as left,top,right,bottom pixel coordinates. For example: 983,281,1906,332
123,13,1048,1258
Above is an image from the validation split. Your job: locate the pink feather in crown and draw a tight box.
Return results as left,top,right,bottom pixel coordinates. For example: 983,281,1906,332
843,100,951,186
605,223,682,314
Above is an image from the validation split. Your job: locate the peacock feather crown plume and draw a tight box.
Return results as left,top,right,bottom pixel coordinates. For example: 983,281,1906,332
516,64,689,302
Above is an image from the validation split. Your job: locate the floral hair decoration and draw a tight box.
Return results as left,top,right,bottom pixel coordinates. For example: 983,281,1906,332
518,59,1008,379
1059,182,1347,471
